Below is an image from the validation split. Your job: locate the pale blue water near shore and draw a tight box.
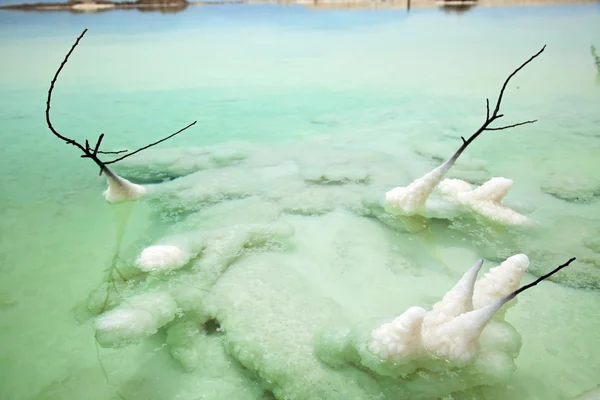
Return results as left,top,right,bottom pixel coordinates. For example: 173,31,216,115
1,3,600,400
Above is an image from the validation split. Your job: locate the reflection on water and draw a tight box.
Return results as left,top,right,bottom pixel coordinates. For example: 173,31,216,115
592,45,600,85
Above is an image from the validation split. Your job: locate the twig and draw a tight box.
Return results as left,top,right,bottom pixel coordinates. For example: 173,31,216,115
443,46,546,168
105,121,197,165
506,257,576,301
46,28,197,178
485,120,538,131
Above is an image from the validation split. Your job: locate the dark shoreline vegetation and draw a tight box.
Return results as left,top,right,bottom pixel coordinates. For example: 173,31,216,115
0,0,598,14
0,0,191,14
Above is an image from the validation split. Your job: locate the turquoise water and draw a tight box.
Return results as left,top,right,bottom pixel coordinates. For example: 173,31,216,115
1,3,600,400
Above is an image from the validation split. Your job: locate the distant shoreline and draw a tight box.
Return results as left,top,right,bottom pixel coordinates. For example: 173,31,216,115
0,0,598,13
0,0,190,13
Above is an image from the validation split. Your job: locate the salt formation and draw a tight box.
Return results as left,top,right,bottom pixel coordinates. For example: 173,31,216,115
384,45,545,219
385,162,451,216
136,245,191,272
113,147,248,183
103,171,146,203
166,318,210,372
92,221,295,349
94,291,179,348
135,232,206,272
571,385,600,400
473,253,529,316
438,177,530,225
317,254,531,388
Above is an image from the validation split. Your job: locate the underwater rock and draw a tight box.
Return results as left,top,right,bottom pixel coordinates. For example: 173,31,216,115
112,147,248,183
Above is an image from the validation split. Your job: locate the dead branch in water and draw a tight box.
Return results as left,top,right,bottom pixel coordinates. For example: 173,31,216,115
506,257,576,301
447,46,545,167
45,28,197,176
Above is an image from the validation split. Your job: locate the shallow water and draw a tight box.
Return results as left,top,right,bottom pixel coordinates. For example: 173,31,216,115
1,3,600,400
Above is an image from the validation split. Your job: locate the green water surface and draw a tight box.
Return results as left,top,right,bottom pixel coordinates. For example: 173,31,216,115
0,3,599,400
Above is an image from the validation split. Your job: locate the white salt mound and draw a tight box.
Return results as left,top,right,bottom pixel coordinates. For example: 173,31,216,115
135,245,192,272
438,177,530,225
103,173,146,203
94,292,179,348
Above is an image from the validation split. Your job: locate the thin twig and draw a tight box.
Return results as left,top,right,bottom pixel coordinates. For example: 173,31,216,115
98,149,128,155
93,134,104,156
46,29,89,147
492,45,546,117
105,121,197,165
485,120,538,131
506,257,576,301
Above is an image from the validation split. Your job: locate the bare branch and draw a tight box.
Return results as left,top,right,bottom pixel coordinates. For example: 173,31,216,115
441,46,545,170
97,149,128,155
492,45,546,117
485,119,538,131
93,134,104,156
46,28,89,149
507,257,576,300
45,28,197,179
104,121,197,165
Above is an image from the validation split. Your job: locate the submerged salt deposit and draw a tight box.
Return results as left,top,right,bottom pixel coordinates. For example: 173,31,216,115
73,138,596,400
